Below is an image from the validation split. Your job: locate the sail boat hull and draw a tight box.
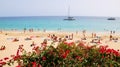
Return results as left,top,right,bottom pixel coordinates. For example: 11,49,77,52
64,17,75,21
107,17,115,20
64,4,75,21
64,16,75,21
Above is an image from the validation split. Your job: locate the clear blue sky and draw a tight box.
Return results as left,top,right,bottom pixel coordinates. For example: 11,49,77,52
0,0,120,17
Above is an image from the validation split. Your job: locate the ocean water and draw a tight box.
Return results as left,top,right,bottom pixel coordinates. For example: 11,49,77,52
0,16,120,32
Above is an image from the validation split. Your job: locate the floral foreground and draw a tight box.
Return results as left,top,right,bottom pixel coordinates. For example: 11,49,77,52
1,42,120,67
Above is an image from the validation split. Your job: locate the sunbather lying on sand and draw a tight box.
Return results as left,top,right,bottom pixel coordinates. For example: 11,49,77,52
0,45,6,50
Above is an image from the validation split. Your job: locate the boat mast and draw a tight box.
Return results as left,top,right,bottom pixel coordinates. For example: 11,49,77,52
68,6,70,17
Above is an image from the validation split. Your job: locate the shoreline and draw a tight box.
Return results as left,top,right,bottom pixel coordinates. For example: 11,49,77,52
0,30,119,37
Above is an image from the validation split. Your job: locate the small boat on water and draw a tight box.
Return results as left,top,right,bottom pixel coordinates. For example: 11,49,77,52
64,16,75,21
64,5,75,21
107,17,116,20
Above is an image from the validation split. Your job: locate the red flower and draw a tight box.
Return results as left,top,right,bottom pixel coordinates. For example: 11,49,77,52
32,62,37,67
99,45,120,56
68,42,74,46
76,56,81,60
16,65,21,67
102,56,104,59
64,42,75,46
85,46,93,50
64,42,68,45
0,59,3,61
4,57,9,60
0,64,2,67
61,50,70,59
38,64,42,67
61,53,67,59
0,61,6,65
77,42,85,47
112,49,120,56
106,49,112,54
99,45,108,54
42,56,46,61
65,50,70,54
13,55,21,61
76,56,82,62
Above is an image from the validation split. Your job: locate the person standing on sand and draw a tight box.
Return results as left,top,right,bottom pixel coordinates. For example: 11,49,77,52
110,34,113,41
91,33,96,38
82,30,86,40
24,28,26,33
94,33,96,38
43,29,46,32
110,31,112,34
71,33,73,40
113,30,115,34
92,33,94,38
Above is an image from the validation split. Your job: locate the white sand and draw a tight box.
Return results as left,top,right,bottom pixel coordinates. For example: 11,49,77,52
0,30,120,67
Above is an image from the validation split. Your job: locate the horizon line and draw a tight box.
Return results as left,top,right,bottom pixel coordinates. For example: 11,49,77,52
0,15,119,18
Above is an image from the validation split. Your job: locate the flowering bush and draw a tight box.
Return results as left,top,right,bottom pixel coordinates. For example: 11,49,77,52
1,42,120,67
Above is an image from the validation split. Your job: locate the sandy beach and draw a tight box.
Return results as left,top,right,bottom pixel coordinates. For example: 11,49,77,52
0,30,120,66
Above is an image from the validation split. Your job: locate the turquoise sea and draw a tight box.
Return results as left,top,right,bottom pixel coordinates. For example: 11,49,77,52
0,16,120,32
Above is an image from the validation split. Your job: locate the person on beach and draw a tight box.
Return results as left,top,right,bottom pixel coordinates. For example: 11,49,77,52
32,46,40,55
110,31,112,34
71,33,73,40
58,38,62,42
29,29,31,32
62,38,67,43
82,30,86,40
51,34,58,41
94,33,96,38
30,42,41,55
25,37,32,40
31,41,36,47
92,33,94,38
68,33,73,40
0,45,6,50
113,38,118,42
53,34,57,41
16,45,24,56
13,38,19,42
69,33,73,40
43,29,46,32
113,31,115,34
110,34,113,41
24,28,26,33
42,39,47,44
5,33,8,35
97,40,102,44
